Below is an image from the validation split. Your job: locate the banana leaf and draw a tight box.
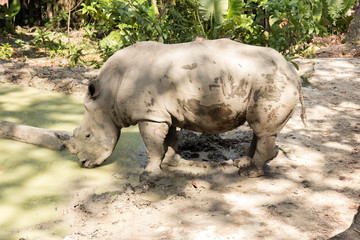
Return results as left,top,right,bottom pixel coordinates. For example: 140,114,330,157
0,0,21,20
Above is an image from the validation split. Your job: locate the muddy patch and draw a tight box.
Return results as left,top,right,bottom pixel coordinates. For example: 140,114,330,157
177,129,252,162
0,59,99,96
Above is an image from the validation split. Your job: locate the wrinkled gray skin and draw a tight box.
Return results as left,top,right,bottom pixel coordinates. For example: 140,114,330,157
60,39,306,181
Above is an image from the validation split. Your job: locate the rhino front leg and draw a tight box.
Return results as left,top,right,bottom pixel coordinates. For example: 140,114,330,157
236,135,278,177
138,121,169,182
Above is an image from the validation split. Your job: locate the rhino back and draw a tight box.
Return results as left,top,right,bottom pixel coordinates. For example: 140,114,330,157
100,39,299,132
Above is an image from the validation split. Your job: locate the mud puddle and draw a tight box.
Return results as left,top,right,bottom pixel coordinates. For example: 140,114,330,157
0,85,145,240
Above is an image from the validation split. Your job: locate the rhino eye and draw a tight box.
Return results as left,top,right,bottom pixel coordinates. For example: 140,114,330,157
85,133,91,138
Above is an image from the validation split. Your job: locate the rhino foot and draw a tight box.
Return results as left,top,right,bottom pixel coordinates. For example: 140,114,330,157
162,153,181,167
234,156,264,178
139,168,165,183
238,165,265,178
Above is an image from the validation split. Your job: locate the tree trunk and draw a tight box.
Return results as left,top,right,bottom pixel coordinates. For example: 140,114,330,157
0,120,71,151
46,1,54,21
346,3,360,43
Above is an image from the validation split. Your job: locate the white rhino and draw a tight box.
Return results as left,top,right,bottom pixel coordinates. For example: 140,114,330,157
59,39,306,180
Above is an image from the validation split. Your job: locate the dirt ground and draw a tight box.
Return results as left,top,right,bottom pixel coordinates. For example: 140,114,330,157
1,54,360,239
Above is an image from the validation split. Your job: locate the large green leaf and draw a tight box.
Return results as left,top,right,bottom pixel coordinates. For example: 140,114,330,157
327,0,356,19
327,0,344,19
99,30,123,50
199,0,228,24
269,15,282,38
312,0,322,22
339,0,356,16
227,0,244,19
0,0,21,20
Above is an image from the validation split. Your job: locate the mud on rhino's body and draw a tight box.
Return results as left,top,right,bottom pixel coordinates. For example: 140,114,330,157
61,39,305,180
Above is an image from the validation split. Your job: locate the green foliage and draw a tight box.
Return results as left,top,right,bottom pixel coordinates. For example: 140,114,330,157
191,0,357,54
33,29,52,47
227,0,244,19
33,29,65,56
83,23,96,39
326,0,356,20
0,0,21,33
0,0,21,19
69,47,86,67
199,0,228,24
45,9,69,30
26,0,352,67
80,0,202,63
195,0,262,41
98,31,122,61
15,39,25,48
264,0,324,52
0,43,14,59
99,31,122,52
80,0,168,61
320,0,356,33
163,0,203,43
3,0,355,67
195,0,354,54
221,0,265,43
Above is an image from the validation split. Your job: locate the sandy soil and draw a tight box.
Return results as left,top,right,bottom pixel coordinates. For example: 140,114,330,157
1,58,359,240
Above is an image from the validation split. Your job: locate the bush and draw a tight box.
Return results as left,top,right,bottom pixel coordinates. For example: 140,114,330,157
80,0,167,57
76,0,357,64
264,0,323,53
0,43,14,59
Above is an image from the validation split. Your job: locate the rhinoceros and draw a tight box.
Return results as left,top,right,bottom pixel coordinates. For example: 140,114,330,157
58,39,305,180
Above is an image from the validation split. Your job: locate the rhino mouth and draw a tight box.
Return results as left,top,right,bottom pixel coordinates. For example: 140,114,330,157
79,158,97,168
78,150,112,168
78,155,100,168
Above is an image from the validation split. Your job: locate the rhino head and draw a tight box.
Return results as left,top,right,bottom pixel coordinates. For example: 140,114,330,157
57,81,120,168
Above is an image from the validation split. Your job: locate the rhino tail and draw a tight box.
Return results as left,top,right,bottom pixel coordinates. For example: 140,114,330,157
298,78,307,127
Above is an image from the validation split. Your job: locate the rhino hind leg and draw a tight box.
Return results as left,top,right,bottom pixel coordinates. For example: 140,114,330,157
248,135,278,177
234,133,257,173
235,95,296,177
245,133,257,157
235,134,277,177
138,121,169,182
162,126,181,167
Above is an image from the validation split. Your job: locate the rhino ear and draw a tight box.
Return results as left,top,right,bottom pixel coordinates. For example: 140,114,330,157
88,80,100,100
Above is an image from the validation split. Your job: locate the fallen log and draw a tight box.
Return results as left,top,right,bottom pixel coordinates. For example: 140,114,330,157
0,120,71,151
